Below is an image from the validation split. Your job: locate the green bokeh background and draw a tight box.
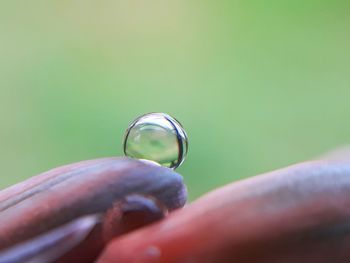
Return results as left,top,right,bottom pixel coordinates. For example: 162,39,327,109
1,1,349,200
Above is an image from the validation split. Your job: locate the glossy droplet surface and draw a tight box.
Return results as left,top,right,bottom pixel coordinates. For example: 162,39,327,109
123,113,188,169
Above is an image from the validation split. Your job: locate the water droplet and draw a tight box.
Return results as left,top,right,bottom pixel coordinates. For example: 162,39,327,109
123,113,188,169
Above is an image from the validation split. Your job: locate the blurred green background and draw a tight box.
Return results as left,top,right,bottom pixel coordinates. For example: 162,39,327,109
1,1,349,200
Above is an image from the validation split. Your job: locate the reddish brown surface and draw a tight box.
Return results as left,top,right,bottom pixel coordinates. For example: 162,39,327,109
98,161,350,263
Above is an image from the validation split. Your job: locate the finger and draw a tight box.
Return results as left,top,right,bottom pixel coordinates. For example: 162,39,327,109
0,158,186,250
102,194,168,240
0,214,100,263
97,161,350,263
0,194,169,263
60,194,168,263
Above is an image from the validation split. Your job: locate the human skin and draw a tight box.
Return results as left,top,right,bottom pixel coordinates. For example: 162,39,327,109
0,158,187,262
98,160,350,263
2,152,350,262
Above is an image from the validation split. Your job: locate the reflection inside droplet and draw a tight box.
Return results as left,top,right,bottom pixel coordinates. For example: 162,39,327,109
123,113,188,169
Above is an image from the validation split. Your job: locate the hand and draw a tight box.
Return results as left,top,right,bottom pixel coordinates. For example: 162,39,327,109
0,157,187,262
2,151,350,263
98,151,350,263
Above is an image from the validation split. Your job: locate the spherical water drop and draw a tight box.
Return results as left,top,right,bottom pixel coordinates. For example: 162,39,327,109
123,113,188,169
